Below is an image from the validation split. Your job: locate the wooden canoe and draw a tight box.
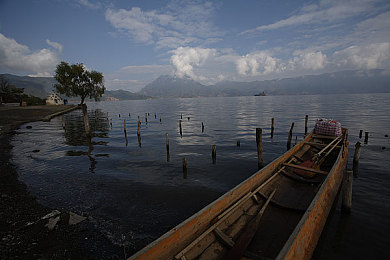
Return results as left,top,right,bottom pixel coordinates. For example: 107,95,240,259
130,129,349,260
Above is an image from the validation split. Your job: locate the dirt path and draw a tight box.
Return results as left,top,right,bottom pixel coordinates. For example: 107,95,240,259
0,105,122,259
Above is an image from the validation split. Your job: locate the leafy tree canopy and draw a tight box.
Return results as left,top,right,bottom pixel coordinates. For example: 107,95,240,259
54,61,105,105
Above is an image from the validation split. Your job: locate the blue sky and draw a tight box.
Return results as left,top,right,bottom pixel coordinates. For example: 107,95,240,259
0,0,389,91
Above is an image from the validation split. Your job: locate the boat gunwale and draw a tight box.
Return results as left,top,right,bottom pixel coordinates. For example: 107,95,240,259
276,129,348,260
129,132,314,260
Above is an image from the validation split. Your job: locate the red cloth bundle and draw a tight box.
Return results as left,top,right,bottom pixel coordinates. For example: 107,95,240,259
314,119,342,136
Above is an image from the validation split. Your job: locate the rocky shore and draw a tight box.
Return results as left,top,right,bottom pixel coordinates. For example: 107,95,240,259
0,105,122,259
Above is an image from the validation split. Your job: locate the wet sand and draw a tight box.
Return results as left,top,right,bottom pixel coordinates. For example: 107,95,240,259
0,105,122,259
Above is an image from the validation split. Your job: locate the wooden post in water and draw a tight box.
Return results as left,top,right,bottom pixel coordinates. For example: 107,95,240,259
287,122,294,150
353,141,362,177
129,113,131,117
106,112,109,120
183,158,187,179
110,118,112,128
123,120,127,146
305,115,308,136
119,114,120,118
237,140,240,147
155,112,156,119
145,113,148,124
364,132,369,144
271,118,274,139
295,136,298,146
82,105,91,137
165,133,170,162
137,134,142,147
212,145,217,164
342,170,353,213
137,121,141,136
160,116,162,123
359,130,363,138
124,129,128,147
181,114,183,119
256,128,263,169
179,120,183,137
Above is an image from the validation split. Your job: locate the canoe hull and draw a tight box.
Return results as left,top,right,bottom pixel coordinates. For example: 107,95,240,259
130,134,313,260
277,139,348,260
130,130,349,260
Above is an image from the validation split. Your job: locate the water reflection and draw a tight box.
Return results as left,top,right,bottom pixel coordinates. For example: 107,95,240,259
63,109,109,146
124,130,128,147
137,134,142,147
87,136,96,173
63,108,109,173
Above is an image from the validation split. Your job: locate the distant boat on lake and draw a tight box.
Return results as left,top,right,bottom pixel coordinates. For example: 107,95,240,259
254,91,266,96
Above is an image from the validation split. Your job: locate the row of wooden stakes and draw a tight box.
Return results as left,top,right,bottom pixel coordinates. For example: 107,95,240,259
81,109,363,182
97,111,311,172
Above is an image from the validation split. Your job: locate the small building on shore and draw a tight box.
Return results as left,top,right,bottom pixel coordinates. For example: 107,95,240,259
46,93,64,105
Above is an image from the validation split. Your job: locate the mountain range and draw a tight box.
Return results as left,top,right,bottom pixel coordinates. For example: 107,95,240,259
2,69,389,100
141,69,390,97
0,74,148,101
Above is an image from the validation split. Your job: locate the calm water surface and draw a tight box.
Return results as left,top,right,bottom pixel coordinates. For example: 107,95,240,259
11,94,390,258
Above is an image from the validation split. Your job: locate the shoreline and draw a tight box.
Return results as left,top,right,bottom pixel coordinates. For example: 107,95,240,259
0,105,122,259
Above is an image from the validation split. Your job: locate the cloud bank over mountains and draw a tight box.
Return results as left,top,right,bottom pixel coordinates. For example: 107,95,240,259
0,0,389,91
99,0,390,88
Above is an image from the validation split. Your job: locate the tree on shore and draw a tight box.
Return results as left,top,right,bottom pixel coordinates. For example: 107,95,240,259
54,61,105,105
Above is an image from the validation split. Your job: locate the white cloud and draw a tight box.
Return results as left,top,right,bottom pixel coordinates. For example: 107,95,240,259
170,47,216,79
244,0,384,34
292,50,327,70
155,36,197,50
353,11,390,44
105,7,156,43
75,0,101,9
46,39,63,53
236,51,282,76
28,72,53,77
107,78,140,85
0,33,60,75
105,1,220,49
332,43,390,69
104,75,146,92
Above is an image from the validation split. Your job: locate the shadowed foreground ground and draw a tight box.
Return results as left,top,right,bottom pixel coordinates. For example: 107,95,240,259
0,105,122,259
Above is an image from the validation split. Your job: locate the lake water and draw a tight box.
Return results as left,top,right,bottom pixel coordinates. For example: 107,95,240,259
11,94,390,258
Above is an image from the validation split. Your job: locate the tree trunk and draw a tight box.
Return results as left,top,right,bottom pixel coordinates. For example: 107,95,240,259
80,95,86,105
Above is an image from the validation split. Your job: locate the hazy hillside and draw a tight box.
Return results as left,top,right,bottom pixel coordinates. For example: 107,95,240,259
1,74,56,98
104,90,149,100
2,70,389,101
139,75,219,98
139,70,390,98
214,70,390,96
0,74,148,101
